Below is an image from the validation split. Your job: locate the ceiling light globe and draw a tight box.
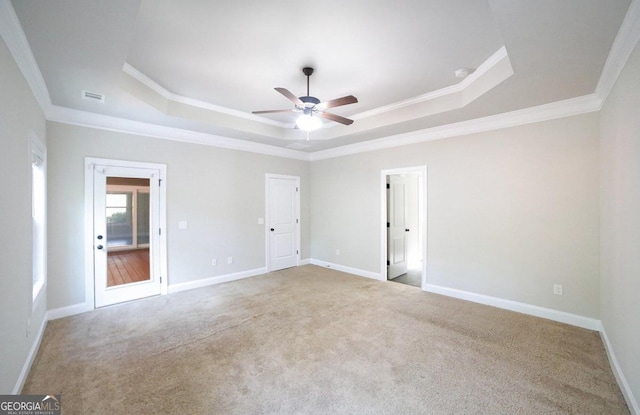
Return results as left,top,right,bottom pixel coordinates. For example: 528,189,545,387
296,114,322,131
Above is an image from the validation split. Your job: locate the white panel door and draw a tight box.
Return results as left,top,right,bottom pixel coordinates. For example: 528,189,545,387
387,175,408,279
94,165,162,307
268,176,299,271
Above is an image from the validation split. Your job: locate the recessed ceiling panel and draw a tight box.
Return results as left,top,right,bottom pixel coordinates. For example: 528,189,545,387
127,0,504,115
8,0,632,152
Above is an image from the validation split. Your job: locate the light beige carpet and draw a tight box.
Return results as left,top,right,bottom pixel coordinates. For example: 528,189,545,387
24,265,629,414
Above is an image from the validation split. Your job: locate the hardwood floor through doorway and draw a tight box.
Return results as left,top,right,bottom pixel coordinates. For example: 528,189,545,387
107,248,150,287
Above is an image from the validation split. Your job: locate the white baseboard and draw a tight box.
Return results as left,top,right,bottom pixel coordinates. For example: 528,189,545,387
46,302,92,321
27,263,637,414
600,326,639,415
309,259,382,280
425,283,601,331
42,263,307,319
46,267,272,316
168,267,266,294
12,316,47,394
308,262,600,331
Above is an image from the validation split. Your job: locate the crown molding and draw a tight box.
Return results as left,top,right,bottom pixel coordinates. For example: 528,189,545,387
45,105,310,161
0,1,308,161
122,63,173,101
45,93,601,164
122,63,288,128
0,0,629,163
124,47,512,135
309,94,602,161
0,0,51,111
596,0,640,103
351,46,510,121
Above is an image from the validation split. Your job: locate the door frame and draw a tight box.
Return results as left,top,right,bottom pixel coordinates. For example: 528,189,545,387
84,157,168,309
265,173,300,272
380,166,427,289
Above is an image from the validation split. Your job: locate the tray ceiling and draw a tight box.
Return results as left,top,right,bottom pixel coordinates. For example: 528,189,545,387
9,0,631,153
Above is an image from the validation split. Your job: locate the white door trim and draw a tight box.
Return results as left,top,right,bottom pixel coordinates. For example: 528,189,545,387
84,157,168,309
380,166,427,289
265,174,300,272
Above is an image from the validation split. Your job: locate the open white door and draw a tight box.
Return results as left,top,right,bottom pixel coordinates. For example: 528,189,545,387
266,175,300,271
93,164,163,307
387,175,409,279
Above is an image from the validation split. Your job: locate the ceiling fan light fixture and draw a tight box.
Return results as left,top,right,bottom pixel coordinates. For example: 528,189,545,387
253,67,358,131
296,113,322,131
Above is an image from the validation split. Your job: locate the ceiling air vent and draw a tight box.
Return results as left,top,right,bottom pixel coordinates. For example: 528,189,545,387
81,90,105,103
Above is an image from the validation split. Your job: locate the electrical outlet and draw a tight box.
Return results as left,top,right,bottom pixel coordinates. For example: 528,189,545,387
336,249,340,256
211,259,217,266
553,284,563,296
227,256,233,264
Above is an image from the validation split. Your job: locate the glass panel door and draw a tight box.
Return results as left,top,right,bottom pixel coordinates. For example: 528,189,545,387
92,162,163,308
104,179,151,288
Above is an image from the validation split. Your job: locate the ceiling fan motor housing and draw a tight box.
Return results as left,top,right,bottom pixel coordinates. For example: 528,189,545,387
252,65,357,127
299,96,321,108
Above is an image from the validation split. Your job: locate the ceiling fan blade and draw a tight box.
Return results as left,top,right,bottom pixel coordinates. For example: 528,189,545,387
321,95,358,109
252,109,294,114
318,111,354,125
275,87,303,106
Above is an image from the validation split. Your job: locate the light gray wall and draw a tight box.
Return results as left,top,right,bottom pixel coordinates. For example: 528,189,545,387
46,122,310,309
311,113,600,318
600,41,640,408
0,37,47,393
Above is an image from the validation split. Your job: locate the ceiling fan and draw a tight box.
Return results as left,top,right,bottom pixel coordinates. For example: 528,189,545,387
252,67,358,131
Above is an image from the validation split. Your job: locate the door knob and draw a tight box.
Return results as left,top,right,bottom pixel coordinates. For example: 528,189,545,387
270,228,275,232
97,245,104,250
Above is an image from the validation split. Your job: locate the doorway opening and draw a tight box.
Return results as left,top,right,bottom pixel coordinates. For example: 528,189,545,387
85,158,167,309
381,166,427,289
